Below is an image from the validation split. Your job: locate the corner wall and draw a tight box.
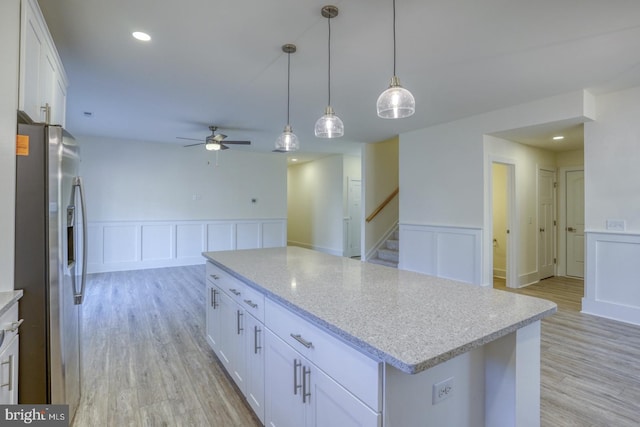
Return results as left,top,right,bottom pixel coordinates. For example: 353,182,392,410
583,86,640,325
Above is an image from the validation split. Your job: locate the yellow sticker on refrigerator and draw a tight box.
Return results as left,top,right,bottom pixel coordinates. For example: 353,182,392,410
16,134,29,156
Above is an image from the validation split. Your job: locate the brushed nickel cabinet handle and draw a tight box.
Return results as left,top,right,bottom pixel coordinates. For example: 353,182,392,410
236,310,243,334
290,333,313,349
229,288,241,296
211,289,219,309
210,274,220,280
1,355,13,390
302,366,311,403
243,299,258,309
254,326,262,354
293,359,302,395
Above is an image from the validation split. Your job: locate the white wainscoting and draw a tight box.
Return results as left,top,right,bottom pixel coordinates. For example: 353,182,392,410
399,224,483,285
583,231,640,325
87,219,287,273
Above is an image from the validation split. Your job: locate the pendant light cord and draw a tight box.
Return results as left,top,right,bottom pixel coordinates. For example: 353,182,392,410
392,0,397,77
328,15,332,107
286,51,291,125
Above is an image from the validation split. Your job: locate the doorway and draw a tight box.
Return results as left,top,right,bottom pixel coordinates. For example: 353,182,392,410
491,162,516,288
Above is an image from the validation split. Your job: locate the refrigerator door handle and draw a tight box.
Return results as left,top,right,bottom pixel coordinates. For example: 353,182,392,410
73,176,88,305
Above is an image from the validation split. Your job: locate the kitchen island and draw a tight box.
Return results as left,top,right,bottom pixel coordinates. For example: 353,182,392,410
203,247,556,427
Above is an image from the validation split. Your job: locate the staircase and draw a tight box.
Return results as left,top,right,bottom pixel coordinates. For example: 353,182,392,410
368,229,399,268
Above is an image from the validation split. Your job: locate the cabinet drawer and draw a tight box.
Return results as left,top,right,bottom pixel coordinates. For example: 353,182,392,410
265,298,382,412
238,283,265,323
0,302,19,355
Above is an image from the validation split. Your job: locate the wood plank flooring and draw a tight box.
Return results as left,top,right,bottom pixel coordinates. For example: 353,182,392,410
72,265,261,427
495,276,640,426
73,266,640,426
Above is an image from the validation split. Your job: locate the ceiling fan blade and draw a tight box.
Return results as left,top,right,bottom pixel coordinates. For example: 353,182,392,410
177,136,203,142
213,134,227,142
222,140,251,145
183,142,205,147
220,144,230,150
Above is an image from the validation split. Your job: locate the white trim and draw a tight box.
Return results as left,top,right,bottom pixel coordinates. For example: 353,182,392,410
365,221,398,261
287,240,343,257
87,218,286,273
399,223,482,285
583,231,640,325
557,166,584,277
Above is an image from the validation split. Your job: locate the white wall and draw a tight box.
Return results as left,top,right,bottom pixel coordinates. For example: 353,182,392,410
80,136,287,272
583,86,640,325
81,136,287,221
363,137,399,258
287,155,346,256
400,90,595,285
0,0,20,292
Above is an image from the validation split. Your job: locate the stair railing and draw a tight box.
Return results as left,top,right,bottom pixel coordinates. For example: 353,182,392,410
366,187,399,223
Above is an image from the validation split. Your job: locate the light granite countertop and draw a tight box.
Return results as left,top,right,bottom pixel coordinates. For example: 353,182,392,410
203,246,557,374
0,290,23,318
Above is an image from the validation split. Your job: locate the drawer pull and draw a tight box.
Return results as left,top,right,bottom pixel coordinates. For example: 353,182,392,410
302,366,311,403
254,326,262,354
290,333,313,349
236,310,244,335
293,359,302,395
229,288,241,296
209,274,220,280
7,319,23,333
243,299,258,309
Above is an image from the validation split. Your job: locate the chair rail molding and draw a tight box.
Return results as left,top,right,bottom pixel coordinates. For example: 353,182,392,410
87,218,287,273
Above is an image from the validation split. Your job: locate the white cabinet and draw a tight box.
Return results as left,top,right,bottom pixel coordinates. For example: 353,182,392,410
0,302,20,404
265,330,379,427
19,0,68,125
205,263,265,423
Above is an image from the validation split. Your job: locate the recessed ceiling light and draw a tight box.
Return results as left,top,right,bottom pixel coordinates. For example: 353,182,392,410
291,158,298,162
132,31,151,42
552,135,565,141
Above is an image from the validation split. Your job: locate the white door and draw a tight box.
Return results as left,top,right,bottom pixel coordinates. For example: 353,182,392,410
538,169,556,279
347,180,362,258
566,170,585,278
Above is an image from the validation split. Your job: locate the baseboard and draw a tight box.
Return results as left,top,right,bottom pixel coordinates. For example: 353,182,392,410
518,271,539,288
287,240,343,257
582,298,640,326
88,257,205,274
493,268,506,279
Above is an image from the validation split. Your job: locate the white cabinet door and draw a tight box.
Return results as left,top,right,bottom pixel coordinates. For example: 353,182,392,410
265,330,306,427
245,313,265,424
229,304,247,395
307,365,380,427
217,290,236,371
0,335,19,404
205,282,222,352
19,0,46,122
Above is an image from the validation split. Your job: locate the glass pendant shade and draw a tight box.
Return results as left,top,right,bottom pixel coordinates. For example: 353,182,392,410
377,76,415,119
315,106,344,138
275,124,299,152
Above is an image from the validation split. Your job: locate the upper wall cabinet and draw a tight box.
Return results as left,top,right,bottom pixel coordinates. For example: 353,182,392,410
19,0,67,127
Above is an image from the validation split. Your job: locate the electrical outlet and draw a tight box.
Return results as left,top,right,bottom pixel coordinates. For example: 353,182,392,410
606,219,625,231
432,377,454,404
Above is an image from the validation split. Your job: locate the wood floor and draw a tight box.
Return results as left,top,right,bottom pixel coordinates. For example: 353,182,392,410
73,266,640,426
495,276,640,426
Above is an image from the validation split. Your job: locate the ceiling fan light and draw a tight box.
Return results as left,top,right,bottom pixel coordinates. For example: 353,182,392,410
315,106,344,138
205,141,221,151
275,125,299,152
377,76,415,119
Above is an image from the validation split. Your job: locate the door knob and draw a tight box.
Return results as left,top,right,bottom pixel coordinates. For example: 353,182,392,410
539,228,545,232
567,227,576,232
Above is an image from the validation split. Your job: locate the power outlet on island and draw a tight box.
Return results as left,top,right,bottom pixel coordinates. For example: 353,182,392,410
432,377,454,404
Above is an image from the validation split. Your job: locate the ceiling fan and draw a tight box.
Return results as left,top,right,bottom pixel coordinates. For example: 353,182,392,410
178,126,251,151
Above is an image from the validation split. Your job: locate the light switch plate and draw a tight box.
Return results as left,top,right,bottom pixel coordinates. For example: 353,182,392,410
606,219,625,231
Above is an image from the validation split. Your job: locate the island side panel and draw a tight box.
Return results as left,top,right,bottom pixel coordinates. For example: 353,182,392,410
485,320,541,427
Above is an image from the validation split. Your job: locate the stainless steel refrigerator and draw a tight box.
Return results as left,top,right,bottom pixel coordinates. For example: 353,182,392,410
15,123,87,421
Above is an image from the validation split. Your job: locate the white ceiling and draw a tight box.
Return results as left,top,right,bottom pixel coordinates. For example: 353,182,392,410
38,0,640,156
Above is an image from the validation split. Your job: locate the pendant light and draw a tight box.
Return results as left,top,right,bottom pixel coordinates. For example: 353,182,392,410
275,44,300,152
315,5,344,138
376,0,415,119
